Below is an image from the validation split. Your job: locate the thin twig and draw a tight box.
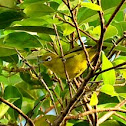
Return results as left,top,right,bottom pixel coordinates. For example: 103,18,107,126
107,36,125,58
94,105,98,126
66,0,94,70
24,95,48,126
51,88,64,109
106,0,126,28
82,97,95,126
95,61,126,76
52,70,95,126
114,112,126,121
53,24,73,98
55,15,98,42
65,108,126,121
94,0,106,70
0,97,34,126
16,49,58,115
98,99,126,124
29,96,47,118
54,73,64,91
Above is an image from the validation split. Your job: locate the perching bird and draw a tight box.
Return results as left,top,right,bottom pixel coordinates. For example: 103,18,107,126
40,46,97,79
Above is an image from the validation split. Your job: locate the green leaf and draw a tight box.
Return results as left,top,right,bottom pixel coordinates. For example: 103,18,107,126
113,58,126,79
73,121,89,126
58,0,80,13
24,2,55,17
77,0,126,25
103,42,126,54
115,84,126,99
33,95,45,116
20,72,32,83
0,118,8,125
0,74,23,86
0,98,18,119
113,21,126,36
101,0,122,10
77,7,97,25
0,54,18,63
62,23,76,36
7,74,22,85
100,120,120,126
81,2,102,11
41,72,53,87
98,93,119,104
0,10,24,29
66,122,74,126
112,113,126,125
22,0,48,5
3,32,42,48
90,92,98,106
34,115,56,126
91,25,101,39
0,46,16,56
57,2,69,13
13,16,61,26
21,97,34,114
0,0,16,8
4,86,22,119
101,84,118,96
6,26,56,35
102,52,116,85
104,25,118,40
15,81,41,100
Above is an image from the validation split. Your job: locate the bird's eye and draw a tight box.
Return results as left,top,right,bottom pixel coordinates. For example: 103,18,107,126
45,56,52,61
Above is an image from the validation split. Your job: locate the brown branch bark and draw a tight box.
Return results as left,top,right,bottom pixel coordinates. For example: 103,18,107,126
15,49,58,115
106,0,126,28
98,99,126,124
52,70,95,126
94,0,106,70
95,61,126,76
53,24,73,98
65,108,126,121
107,36,125,58
0,97,34,126
55,15,98,42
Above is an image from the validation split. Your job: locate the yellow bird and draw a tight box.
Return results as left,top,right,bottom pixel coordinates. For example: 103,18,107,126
40,46,97,79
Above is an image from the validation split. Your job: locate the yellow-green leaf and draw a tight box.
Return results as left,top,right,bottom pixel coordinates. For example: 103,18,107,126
81,2,102,11
102,52,116,85
101,84,118,96
62,24,76,36
90,92,98,106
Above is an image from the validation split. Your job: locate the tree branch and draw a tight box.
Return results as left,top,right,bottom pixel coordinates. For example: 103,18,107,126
0,97,34,126
65,108,126,121
55,15,98,42
94,0,106,70
66,0,94,70
53,24,73,98
52,70,95,126
95,61,126,76
98,99,126,124
16,49,58,115
107,35,125,58
105,0,126,28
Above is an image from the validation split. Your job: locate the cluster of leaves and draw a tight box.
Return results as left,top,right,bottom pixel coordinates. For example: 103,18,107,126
0,0,126,126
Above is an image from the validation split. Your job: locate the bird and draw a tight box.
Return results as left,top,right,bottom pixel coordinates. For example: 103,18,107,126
39,46,97,79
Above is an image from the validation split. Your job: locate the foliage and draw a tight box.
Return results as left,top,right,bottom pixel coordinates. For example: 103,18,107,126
0,0,126,126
